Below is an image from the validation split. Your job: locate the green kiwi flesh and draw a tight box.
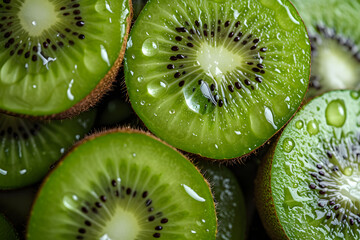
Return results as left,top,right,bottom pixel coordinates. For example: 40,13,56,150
199,161,246,240
0,0,131,117
0,110,95,190
125,0,311,159
255,90,360,239
27,129,217,240
291,0,360,97
0,213,18,240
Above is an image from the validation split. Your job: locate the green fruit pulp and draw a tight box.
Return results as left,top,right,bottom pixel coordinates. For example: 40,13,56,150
27,130,217,240
269,90,360,239
292,0,360,97
200,162,246,240
0,214,18,240
0,0,130,116
125,0,310,159
0,110,95,189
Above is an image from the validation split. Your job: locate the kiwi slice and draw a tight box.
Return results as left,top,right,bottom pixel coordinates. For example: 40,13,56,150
0,110,95,189
125,0,311,159
0,0,131,118
255,90,360,239
0,213,18,240
291,0,360,97
199,161,246,240
27,129,217,239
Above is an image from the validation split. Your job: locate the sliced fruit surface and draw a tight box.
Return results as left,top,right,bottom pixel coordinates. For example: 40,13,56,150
0,110,95,189
125,0,311,159
0,213,18,240
292,0,360,97
0,0,131,116
256,90,360,239
199,161,246,240
27,129,217,240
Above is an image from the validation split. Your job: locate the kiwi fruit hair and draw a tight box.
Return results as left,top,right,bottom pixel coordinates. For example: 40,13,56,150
0,213,19,240
27,128,217,239
0,0,132,119
125,0,311,159
291,0,360,98
0,109,96,190
255,90,360,239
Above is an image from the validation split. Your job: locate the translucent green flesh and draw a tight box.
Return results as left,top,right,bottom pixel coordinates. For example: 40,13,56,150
0,110,95,189
125,0,310,159
27,131,217,240
200,162,246,240
292,0,360,97
0,214,18,240
271,90,360,239
0,0,130,116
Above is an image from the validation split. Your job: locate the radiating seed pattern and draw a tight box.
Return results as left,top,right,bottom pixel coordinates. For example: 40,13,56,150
306,136,360,228
0,0,86,62
309,24,360,90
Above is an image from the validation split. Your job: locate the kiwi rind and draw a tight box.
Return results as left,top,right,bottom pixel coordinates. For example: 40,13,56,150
255,90,360,239
27,128,217,239
0,0,133,120
125,0,311,160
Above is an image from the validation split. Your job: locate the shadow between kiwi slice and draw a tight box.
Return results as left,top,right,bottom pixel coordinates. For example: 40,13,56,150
291,0,360,98
0,0,132,118
125,0,311,159
27,128,217,240
255,90,360,239
0,213,19,240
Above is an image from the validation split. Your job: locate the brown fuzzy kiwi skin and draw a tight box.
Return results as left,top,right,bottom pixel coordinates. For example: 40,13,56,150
1,0,133,120
254,137,289,240
26,127,217,238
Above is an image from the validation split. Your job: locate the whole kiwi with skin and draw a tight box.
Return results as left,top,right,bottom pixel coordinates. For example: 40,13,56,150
0,0,132,119
27,128,217,239
255,90,360,239
125,0,311,160
291,0,360,98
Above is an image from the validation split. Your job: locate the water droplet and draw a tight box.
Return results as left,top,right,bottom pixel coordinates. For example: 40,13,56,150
344,167,353,176
295,120,303,129
137,75,144,83
63,193,80,210
140,100,145,106
282,138,295,153
181,184,205,202
169,109,175,114
142,38,159,57
214,144,219,149
132,153,136,158
147,80,168,98
234,130,241,135
307,120,319,135
350,91,360,100
325,99,346,128
250,106,275,139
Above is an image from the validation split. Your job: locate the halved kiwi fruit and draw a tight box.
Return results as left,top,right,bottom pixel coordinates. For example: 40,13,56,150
199,161,246,240
291,0,360,97
0,110,95,190
0,0,132,118
0,213,18,240
255,90,360,239
125,0,311,159
27,129,217,239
